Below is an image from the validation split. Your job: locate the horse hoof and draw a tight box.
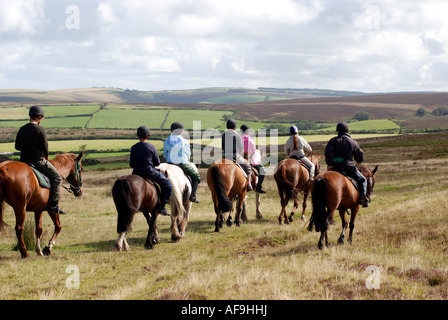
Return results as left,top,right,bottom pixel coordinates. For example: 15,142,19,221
288,216,294,223
226,220,233,227
337,238,344,245
42,247,51,256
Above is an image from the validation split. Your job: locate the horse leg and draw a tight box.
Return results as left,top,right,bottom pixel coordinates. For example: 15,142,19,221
14,207,28,258
42,212,62,256
255,191,263,220
300,191,310,222
114,232,130,251
337,209,348,245
34,211,44,256
241,198,248,222
170,210,182,242
234,195,245,227
143,211,158,249
226,198,234,227
179,201,192,238
348,207,359,244
278,192,288,225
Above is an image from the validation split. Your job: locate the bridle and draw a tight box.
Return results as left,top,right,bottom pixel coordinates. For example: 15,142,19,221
63,159,83,194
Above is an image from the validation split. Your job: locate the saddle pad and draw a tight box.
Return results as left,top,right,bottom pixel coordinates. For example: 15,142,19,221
235,163,248,178
30,167,51,189
346,176,358,190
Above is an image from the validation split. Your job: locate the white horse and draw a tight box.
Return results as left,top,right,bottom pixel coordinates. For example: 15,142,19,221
157,163,197,242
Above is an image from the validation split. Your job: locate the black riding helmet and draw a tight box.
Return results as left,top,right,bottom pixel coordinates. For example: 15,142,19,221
170,121,184,132
137,125,150,139
29,105,45,117
240,124,250,132
226,119,237,130
336,121,349,133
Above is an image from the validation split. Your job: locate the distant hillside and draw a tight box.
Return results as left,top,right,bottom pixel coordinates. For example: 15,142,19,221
0,87,368,104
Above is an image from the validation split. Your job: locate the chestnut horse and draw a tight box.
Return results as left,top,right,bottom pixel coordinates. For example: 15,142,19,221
274,155,320,224
0,152,84,258
307,164,378,249
112,175,161,251
207,159,248,232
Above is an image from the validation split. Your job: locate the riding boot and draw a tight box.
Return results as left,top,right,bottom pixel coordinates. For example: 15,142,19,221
247,173,253,192
256,174,266,193
48,202,67,215
159,205,170,216
189,179,200,203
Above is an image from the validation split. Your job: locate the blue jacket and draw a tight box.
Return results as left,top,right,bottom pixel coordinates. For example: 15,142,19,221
163,135,191,164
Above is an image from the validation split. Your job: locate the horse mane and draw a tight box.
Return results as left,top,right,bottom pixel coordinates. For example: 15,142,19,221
356,163,371,177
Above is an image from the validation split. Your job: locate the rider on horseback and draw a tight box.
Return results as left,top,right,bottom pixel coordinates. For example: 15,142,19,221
240,124,266,193
130,126,172,216
15,106,66,215
222,119,253,191
324,122,369,207
163,121,201,203
284,125,315,181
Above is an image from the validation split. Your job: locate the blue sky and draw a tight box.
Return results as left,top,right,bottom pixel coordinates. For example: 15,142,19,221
1,0,448,92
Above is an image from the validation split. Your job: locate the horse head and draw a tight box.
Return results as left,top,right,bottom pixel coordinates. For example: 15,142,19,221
66,151,84,197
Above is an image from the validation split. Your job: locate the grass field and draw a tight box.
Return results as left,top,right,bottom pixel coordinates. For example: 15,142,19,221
0,133,447,301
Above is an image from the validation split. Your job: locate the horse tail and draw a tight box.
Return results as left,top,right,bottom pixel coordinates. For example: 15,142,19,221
0,167,8,235
168,173,184,218
274,163,297,203
308,177,329,232
112,178,137,234
211,165,232,213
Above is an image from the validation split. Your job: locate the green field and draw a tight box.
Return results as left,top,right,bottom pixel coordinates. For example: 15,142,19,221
87,109,169,129
163,109,234,130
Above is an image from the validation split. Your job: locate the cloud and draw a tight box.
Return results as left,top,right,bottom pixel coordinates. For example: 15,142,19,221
1,0,448,92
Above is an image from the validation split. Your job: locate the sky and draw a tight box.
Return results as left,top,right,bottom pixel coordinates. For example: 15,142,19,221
1,0,448,93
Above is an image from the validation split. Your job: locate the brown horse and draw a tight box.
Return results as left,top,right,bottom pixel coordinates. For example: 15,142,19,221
307,164,378,249
207,159,248,232
274,155,321,224
112,175,161,251
0,152,84,258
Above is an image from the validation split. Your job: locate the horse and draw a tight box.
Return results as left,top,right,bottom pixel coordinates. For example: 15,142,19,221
112,174,161,251
206,159,248,232
0,152,84,258
307,164,378,249
274,154,321,224
157,162,197,242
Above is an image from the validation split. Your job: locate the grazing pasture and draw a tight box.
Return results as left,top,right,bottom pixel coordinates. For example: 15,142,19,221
0,133,447,300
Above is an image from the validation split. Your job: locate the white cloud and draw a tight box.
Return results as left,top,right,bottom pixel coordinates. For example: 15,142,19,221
0,0,45,35
2,0,448,92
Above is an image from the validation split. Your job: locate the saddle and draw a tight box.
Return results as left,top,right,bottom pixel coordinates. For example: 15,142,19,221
330,168,358,190
289,156,310,171
234,162,247,178
28,165,51,189
143,178,162,204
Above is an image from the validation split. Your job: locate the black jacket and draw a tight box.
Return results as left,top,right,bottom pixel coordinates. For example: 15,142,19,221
15,123,49,163
325,133,364,172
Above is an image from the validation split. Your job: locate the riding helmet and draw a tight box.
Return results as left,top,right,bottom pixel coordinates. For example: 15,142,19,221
240,124,250,132
137,125,150,139
226,119,237,129
336,122,349,133
29,105,45,117
289,125,298,134
170,121,184,132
